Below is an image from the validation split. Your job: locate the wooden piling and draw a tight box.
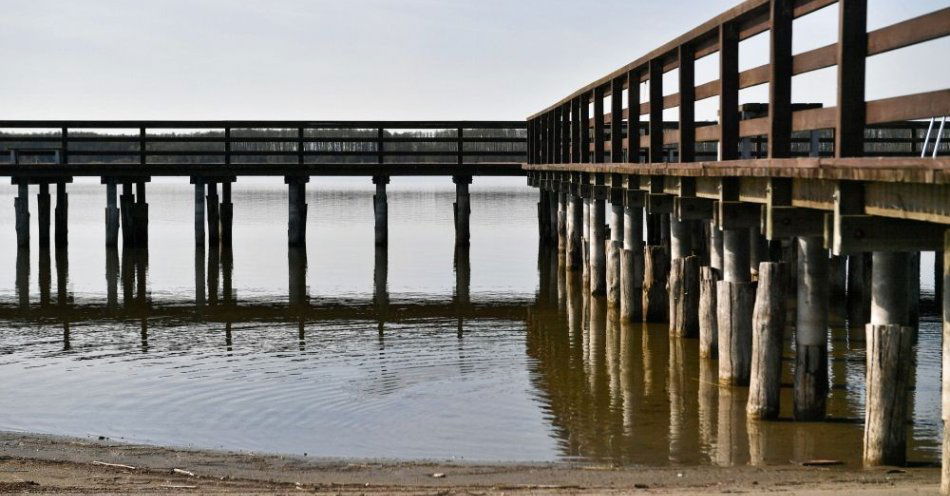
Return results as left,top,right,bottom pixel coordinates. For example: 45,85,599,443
15,182,29,248
941,234,949,494
590,198,606,296
699,266,720,358
119,182,134,247
207,182,220,247
286,177,309,246
621,201,644,321
670,255,700,337
220,180,233,247
582,197,590,284
864,323,913,466
710,220,723,272
193,179,205,246
537,189,550,243
134,181,148,247
557,189,567,255
373,175,389,246
747,262,786,420
607,201,623,306
54,182,67,247
795,236,829,420
717,279,756,386
105,181,119,247
643,245,669,322
453,175,472,246
37,183,51,248
567,194,583,270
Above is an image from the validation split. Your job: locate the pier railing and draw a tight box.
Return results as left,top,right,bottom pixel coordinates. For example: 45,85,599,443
0,120,527,176
526,0,950,165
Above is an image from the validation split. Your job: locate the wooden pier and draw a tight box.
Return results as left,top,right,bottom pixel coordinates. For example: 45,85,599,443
523,0,949,484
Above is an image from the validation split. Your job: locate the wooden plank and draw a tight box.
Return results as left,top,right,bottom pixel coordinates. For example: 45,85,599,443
719,22,740,160
611,76,624,163
739,117,769,138
866,89,950,125
792,106,836,132
867,7,950,56
679,44,696,163
769,0,794,158
835,0,867,158
649,58,665,163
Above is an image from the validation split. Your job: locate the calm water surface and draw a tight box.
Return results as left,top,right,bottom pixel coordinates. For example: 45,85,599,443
0,177,942,465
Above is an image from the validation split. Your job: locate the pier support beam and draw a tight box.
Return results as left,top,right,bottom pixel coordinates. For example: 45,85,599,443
795,236,829,420
566,192,583,270
670,219,699,337
193,178,205,246
606,195,623,306
104,181,119,247
453,175,472,247
286,176,309,246
864,251,914,466
14,182,29,248
37,183,51,249
590,197,606,296
220,180,233,247
718,227,754,386
54,182,68,247
621,193,644,321
134,181,148,247
748,261,787,419
373,175,389,246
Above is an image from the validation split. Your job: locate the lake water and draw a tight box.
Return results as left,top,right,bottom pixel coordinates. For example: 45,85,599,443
0,177,942,465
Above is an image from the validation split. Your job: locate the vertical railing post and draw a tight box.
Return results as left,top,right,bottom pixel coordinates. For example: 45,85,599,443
553,108,562,164
572,97,582,163
60,127,68,165
561,103,571,163
768,0,793,158
299,127,305,165
679,45,696,163
836,0,867,158
628,70,640,163
594,86,605,163
139,127,146,165
457,126,464,166
527,119,534,165
611,76,624,163
224,127,231,166
648,58,664,163
580,93,591,163
719,22,740,161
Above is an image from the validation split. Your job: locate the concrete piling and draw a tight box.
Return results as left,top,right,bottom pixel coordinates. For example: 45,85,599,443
794,236,829,420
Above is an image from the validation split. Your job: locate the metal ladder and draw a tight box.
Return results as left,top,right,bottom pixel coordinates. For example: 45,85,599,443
921,116,947,158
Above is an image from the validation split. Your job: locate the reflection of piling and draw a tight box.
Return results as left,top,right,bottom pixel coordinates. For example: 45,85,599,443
288,246,308,307
106,247,119,310
374,245,389,318
194,246,205,311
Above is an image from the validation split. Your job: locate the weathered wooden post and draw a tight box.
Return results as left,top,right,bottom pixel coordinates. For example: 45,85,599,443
220,180,233,247
747,262,786,419
582,196,591,284
606,187,624,306
288,246,307,307
590,195,607,296
795,236,829,420
670,217,699,337
699,266,720,358
718,218,755,386
54,182,68,247
133,181,148,247
566,190,583,270
374,245,389,317
537,187,550,244
119,182,135,247
286,176,309,246
104,180,119,247
453,174,472,247
192,177,205,247
621,188,644,321
14,181,30,248
941,234,950,494
864,251,914,466
373,175,389,246
557,187,567,255
206,182,220,247
37,182,51,249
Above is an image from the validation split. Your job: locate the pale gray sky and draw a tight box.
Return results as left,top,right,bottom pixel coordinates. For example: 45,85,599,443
1,0,946,121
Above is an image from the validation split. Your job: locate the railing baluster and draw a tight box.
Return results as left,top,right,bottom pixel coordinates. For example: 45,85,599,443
648,58,664,163
139,127,146,165
561,103,571,163
679,45,696,163
836,0,868,158
628,70,640,163
299,127,305,165
580,93,591,163
571,98,582,163
611,76,624,163
719,22,740,161
457,127,463,166
768,0,793,159
594,86,605,164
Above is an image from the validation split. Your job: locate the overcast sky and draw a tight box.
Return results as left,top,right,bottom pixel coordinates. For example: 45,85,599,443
1,0,946,121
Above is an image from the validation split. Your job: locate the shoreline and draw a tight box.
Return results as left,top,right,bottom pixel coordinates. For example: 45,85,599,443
0,431,938,494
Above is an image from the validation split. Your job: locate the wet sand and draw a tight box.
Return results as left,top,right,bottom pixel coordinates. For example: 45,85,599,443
0,432,937,494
